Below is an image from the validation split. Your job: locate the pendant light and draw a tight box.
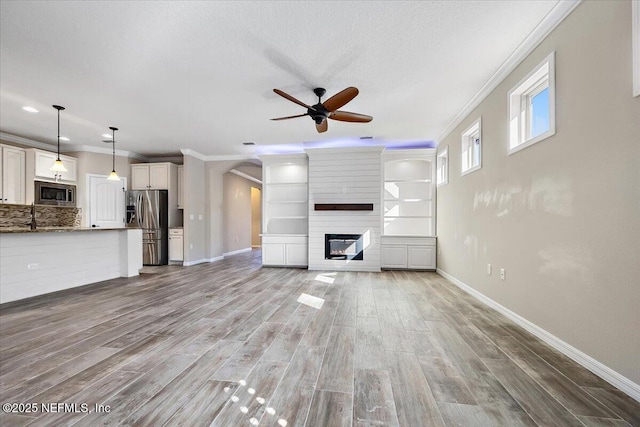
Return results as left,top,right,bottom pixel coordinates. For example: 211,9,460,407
107,126,119,181
50,105,68,172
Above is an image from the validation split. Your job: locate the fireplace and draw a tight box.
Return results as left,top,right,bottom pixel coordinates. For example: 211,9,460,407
325,234,363,260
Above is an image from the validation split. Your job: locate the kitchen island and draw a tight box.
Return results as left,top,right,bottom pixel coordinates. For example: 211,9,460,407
0,227,142,304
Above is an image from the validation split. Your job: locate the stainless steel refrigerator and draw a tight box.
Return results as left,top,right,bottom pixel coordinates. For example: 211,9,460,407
126,190,169,265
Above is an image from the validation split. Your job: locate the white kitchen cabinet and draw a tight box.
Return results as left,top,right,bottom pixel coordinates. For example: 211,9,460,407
169,228,184,262
177,165,184,208
33,149,77,182
131,163,171,190
0,145,26,204
381,236,436,270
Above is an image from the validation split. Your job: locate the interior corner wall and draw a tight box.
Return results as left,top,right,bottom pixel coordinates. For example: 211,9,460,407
183,154,206,263
436,0,640,384
223,172,261,254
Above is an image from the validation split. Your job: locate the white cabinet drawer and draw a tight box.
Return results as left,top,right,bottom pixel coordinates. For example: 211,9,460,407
169,228,183,236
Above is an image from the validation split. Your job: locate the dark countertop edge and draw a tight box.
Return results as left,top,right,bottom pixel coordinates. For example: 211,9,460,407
0,227,141,234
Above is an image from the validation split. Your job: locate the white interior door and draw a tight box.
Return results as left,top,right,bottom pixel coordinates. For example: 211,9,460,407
89,175,126,228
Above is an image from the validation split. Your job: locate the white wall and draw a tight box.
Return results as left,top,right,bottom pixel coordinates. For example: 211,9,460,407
436,0,640,385
307,147,383,272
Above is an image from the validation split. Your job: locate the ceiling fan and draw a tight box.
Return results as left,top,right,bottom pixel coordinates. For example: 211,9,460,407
271,87,372,133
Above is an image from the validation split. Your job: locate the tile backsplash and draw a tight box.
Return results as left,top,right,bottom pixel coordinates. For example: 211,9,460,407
0,204,81,228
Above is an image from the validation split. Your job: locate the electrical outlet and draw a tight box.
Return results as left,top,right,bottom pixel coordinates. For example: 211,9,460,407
500,268,505,280
27,263,39,270
487,263,492,275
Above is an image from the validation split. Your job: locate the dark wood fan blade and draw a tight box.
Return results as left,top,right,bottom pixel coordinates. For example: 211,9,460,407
329,110,373,122
273,89,313,110
271,113,309,121
322,87,359,112
316,120,328,133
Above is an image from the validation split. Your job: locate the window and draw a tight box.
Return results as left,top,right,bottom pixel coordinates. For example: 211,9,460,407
461,118,481,175
436,147,448,186
508,52,556,154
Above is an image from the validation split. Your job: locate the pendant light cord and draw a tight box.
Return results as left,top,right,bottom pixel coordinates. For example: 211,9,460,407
56,108,61,161
112,128,116,171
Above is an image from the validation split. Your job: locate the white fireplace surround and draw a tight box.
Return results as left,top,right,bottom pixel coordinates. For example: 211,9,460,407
306,147,384,272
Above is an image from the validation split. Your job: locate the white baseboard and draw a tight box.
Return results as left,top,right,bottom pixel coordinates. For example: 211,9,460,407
436,268,640,402
183,256,224,266
223,247,252,257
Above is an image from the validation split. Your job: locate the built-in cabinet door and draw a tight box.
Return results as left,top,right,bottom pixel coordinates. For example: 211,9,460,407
1,146,26,204
285,243,307,266
169,235,184,261
407,245,435,269
263,243,286,265
381,245,407,268
131,165,150,190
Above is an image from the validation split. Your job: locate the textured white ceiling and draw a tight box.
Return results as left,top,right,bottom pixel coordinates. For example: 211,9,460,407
0,1,559,157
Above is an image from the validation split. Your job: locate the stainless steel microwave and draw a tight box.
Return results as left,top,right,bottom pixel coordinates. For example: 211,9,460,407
35,181,76,206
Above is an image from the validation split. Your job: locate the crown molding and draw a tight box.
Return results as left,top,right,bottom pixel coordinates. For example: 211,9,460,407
180,148,258,162
435,0,582,144
304,146,385,155
0,132,148,161
65,144,149,161
229,168,262,185
0,132,55,151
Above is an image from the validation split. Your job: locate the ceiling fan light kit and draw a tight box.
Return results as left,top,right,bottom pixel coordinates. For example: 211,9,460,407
271,86,372,133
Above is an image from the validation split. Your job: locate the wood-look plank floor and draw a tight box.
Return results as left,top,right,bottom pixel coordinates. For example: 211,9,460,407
1,249,638,427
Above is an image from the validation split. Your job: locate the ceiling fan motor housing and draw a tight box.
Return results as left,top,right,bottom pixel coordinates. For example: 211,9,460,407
308,104,330,124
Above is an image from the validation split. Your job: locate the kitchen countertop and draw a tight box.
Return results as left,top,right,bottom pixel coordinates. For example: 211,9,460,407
0,227,140,234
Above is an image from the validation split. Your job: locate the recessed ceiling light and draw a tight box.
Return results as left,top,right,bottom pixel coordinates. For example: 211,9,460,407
59,136,70,141
22,106,39,113
102,133,112,139
243,142,256,146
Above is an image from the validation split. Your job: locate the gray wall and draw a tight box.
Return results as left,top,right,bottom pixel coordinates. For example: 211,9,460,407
66,151,133,227
204,160,262,259
223,172,261,254
436,0,640,384
183,154,206,263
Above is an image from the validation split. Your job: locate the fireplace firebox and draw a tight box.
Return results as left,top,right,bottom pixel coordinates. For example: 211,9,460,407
325,234,363,260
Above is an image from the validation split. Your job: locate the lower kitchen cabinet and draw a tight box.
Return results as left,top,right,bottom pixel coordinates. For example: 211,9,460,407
261,235,308,267
169,228,184,263
381,236,436,270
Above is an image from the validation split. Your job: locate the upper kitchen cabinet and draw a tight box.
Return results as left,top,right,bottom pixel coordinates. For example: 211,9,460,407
131,163,175,190
0,144,26,204
30,149,77,183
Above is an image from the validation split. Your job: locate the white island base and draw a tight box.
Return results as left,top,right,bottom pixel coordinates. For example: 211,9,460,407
0,228,142,304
